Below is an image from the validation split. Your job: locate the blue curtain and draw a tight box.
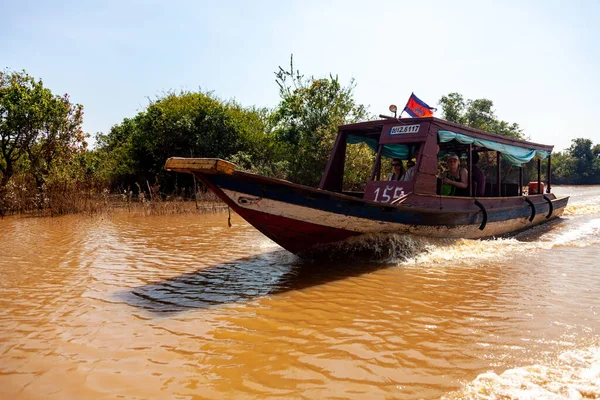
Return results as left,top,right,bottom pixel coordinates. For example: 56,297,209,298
438,130,550,167
348,135,409,159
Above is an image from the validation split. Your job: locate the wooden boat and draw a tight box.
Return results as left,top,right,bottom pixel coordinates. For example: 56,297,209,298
165,116,569,254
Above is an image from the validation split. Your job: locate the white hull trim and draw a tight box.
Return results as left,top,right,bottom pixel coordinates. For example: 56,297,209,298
222,189,564,239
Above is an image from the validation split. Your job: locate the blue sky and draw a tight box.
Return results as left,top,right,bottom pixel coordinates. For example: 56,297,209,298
3,0,599,151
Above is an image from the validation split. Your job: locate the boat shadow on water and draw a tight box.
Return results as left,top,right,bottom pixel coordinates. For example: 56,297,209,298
117,217,572,316
118,233,429,315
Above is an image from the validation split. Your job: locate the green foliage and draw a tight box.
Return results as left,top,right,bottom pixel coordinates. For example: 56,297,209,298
343,143,376,191
11,64,600,216
95,57,371,192
271,55,370,186
550,138,600,184
569,138,595,179
0,69,86,186
547,151,574,183
438,93,466,125
96,91,283,192
438,92,524,139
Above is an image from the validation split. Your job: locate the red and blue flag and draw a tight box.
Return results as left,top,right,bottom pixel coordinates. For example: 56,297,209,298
403,93,436,118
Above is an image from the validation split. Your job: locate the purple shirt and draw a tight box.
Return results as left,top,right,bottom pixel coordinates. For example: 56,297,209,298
472,166,486,197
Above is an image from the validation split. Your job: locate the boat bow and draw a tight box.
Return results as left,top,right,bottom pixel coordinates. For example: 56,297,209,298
165,157,236,175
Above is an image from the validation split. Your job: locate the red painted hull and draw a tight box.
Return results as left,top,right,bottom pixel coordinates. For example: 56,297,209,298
200,175,359,253
232,207,361,254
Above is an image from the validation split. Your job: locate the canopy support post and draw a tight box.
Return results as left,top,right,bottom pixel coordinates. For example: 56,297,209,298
537,158,542,196
519,166,523,196
546,154,552,193
370,145,383,182
496,151,501,197
468,144,473,197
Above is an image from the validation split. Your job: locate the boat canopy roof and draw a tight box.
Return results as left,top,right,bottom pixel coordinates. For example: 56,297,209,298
340,117,553,166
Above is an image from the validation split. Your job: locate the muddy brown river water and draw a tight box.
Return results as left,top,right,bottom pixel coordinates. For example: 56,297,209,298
1,186,600,399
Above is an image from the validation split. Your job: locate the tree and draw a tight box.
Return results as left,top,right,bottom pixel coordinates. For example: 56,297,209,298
95,90,280,193
438,93,466,125
0,69,86,187
28,93,85,188
271,56,371,186
568,138,595,183
542,139,600,184
438,92,524,139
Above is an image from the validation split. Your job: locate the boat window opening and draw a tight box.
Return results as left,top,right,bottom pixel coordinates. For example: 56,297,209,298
372,143,421,183
438,140,550,198
436,129,553,197
348,135,410,158
361,141,421,204
341,141,377,196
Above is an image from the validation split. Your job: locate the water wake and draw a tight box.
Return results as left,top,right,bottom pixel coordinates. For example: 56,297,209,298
443,345,600,399
300,233,434,263
564,203,600,216
541,217,600,247
301,232,550,266
300,216,600,265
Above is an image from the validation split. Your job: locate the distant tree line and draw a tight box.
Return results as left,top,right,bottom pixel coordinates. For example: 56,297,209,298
550,139,600,184
1,62,598,214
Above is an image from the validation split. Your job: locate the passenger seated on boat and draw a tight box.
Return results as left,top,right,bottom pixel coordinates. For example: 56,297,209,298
387,158,405,181
400,149,419,181
441,154,469,196
471,151,486,197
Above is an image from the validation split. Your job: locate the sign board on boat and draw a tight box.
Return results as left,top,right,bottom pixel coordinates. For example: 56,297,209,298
390,125,420,135
364,181,414,203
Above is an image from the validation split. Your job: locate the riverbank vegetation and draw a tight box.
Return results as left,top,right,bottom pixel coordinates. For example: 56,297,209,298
2,60,599,216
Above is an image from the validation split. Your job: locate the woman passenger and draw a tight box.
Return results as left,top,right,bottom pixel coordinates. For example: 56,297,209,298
387,158,405,181
441,154,469,196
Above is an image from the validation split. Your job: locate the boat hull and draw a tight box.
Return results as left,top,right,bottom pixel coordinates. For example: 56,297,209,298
179,164,568,254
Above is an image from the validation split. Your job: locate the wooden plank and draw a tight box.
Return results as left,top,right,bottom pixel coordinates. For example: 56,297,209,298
164,158,236,175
